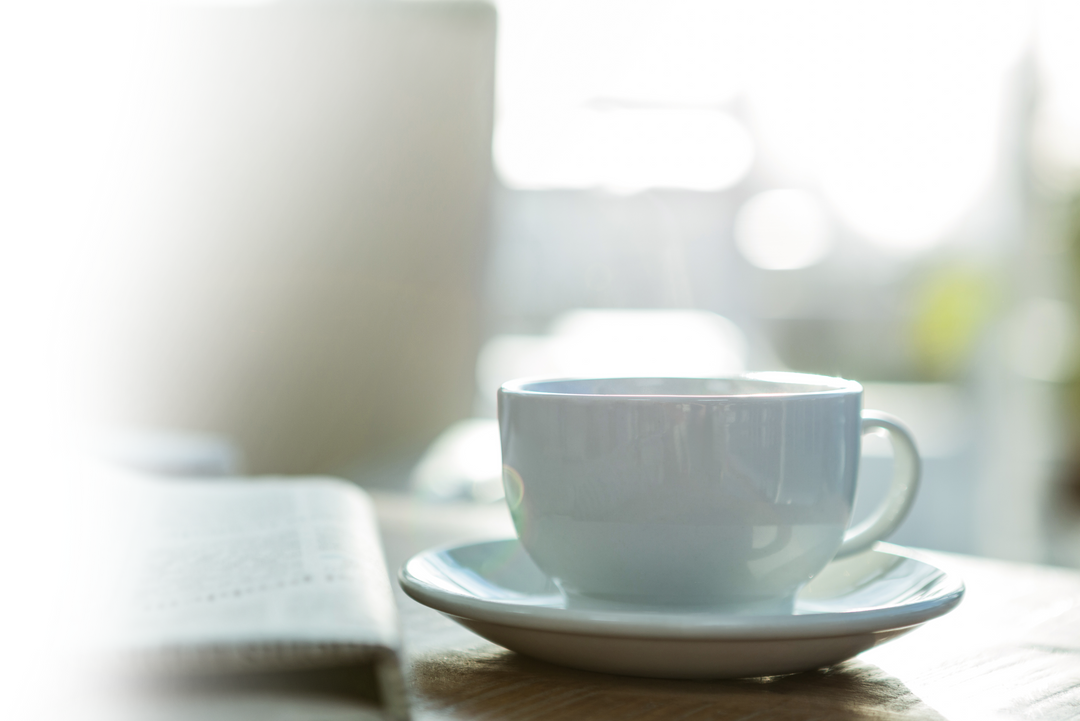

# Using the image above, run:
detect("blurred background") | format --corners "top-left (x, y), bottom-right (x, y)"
top-left (4, 0), bottom-right (1080, 566)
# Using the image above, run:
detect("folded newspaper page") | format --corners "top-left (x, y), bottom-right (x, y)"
top-left (95, 476), bottom-right (407, 720)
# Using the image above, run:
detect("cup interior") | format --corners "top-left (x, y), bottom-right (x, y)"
top-left (503, 374), bottom-right (859, 398)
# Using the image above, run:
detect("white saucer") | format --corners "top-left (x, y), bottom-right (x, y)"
top-left (399, 539), bottom-right (964, 679)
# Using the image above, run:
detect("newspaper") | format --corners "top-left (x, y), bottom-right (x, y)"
top-left (95, 476), bottom-right (407, 720)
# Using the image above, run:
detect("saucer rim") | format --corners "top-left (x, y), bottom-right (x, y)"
top-left (399, 539), bottom-right (965, 641)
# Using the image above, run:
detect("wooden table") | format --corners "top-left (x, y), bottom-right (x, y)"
top-left (376, 494), bottom-right (1080, 721)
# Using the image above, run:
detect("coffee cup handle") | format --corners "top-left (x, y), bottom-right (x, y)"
top-left (834, 410), bottom-right (921, 559)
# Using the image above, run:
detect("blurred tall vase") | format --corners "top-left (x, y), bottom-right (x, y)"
top-left (81, 2), bottom-right (496, 473)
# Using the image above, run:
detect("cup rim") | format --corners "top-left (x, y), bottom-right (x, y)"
top-left (500, 372), bottom-right (862, 399)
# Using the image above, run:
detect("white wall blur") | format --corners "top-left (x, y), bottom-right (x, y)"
top-left (92, 1), bottom-right (496, 472)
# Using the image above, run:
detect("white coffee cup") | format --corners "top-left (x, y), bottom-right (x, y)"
top-left (497, 373), bottom-right (920, 612)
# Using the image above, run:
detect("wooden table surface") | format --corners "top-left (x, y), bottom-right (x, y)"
top-left (376, 494), bottom-right (1080, 721)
